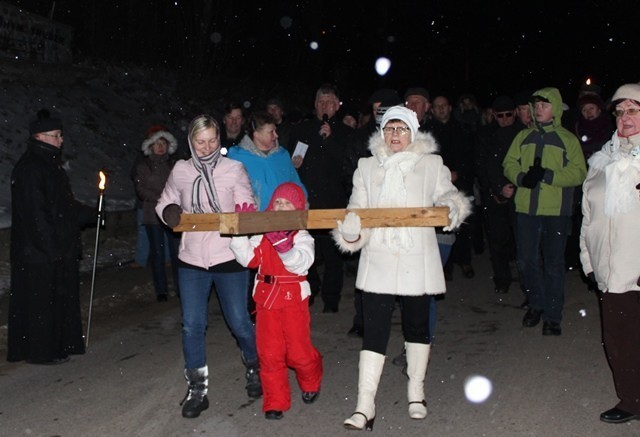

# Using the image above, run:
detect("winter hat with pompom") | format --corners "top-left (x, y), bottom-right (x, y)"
top-left (267, 182), bottom-right (307, 211)
top-left (141, 124), bottom-right (178, 156)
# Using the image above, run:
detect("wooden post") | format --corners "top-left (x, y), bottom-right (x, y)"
top-left (173, 207), bottom-right (449, 234)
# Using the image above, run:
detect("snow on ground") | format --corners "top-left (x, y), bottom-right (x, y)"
top-left (0, 60), bottom-right (205, 298)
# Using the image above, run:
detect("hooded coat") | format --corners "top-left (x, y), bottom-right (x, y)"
top-left (332, 130), bottom-right (472, 295)
top-left (227, 136), bottom-right (305, 211)
top-left (503, 87), bottom-right (587, 216)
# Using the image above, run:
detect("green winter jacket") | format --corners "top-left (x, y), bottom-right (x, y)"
top-left (502, 87), bottom-right (586, 216)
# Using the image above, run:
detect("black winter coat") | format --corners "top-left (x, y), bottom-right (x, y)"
top-left (7, 139), bottom-right (94, 362)
top-left (288, 116), bottom-right (353, 209)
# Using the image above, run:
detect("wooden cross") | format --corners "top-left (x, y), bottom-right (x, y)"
top-left (173, 207), bottom-right (450, 235)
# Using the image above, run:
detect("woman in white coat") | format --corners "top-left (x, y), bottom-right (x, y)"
top-left (334, 106), bottom-right (471, 430)
top-left (580, 83), bottom-right (640, 424)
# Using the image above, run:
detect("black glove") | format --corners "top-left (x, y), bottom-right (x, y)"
top-left (521, 157), bottom-right (545, 188)
top-left (587, 272), bottom-right (596, 283)
top-left (162, 204), bottom-right (182, 228)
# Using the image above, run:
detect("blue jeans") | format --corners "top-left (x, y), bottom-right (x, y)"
top-left (134, 208), bottom-right (149, 266)
top-left (516, 214), bottom-right (570, 323)
top-left (145, 224), bottom-right (180, 296)
top-left (179, 267), bottom-right (257, 369)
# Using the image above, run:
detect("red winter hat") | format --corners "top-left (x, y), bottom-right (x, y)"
top-left (267, 182), bottom-right (307, 211)
top-left (141, 124), bottom-right (178, 156)
top-left (146, 124), bottom-right (166, 138)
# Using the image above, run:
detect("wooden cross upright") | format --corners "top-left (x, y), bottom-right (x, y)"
top-left (173, 207), bottom-right (450, 234)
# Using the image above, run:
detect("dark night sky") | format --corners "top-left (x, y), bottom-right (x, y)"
top-left (7, 0), bottom-right (638, 107)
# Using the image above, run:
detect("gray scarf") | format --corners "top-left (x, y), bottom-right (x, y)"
top-left (188, 137), bottom-right (222, 213)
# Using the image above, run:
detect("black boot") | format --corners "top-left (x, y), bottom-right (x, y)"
top-left (244, 358), bottom-right (263, 398)
top-left (181, 366), bottom-right (209, 418)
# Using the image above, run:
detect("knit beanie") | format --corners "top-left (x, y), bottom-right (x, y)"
top-left (577, 94), bottom-right (605, 111)
top-left (267, 182), bottom-right (307, 211)
top-left (141, 124), bottom-right (178, 156)
top-left (380, 105), bottom-right (420, 142)
top-left (611, 83), bottom-right (640, 105)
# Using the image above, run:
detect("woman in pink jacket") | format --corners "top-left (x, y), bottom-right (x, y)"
top-left (156, 114), bottom-right (261, 419)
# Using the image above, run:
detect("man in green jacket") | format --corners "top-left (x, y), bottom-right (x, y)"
top-left (503, 87), bottom-right (586, 336)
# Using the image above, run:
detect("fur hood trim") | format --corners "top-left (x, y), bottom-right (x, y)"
top-left (368, 130), bottom-right (439, 161)
top-left (141, 131), bottom-right (178, 156)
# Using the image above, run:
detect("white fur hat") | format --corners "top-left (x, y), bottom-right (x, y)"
top-left (380, 105), bottom-right (420, 142)
top-left (141, 125), bottom-right (178, 156)
top-left (611, 83), bottom-right (640, 104)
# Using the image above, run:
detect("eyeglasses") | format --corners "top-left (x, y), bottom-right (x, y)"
top-left (612, 107), bottom-right (640, 117)
top-left (41, 133), bottom-right (63, 139)
top-left (382, 126), bottom-right (411, 136)
top-left (494, 112), bottom-right (514, 119)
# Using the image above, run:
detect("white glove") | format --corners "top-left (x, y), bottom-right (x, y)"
top-left (439, 200), bottom-right (461, 232)
top-left (337, 212), bottom-right (361, 242)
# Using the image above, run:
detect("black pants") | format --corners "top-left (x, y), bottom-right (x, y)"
top-left (483, 202), bottom-right (515, 289)
top-left (362, 292), bottom-right (431, 355)
top-left (307, 232), bottom-right (344, 311)
top-left (601, 290), bottom-right (640, 414)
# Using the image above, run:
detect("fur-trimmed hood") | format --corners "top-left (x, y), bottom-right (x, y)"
top-left (141, 130), bottom-right (178, 156)
top-left (368, 129), bottom-right (439, 162)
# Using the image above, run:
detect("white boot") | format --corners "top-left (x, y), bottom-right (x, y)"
top-left (406, 342), bottom-right (430, 419)
top-left (344, 350), bottom-right (385, 431)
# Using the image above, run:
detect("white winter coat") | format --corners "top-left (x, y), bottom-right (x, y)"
top-left (333, 131), bottom-right (472, 295)
top-left (579, 132), bottom-right (640, 293)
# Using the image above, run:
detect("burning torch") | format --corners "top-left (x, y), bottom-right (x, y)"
top-left (86, 170), bottom-right (106, 348)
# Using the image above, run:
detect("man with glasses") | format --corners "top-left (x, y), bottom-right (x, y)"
top-left (7, 110), bottom-right (95, 365)
top-left (476, 96), bottom-right (522, 295)
top-left (503, 88), bottom-right (586, 336)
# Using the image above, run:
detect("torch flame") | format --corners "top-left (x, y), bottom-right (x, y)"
top-left (586, 78), bottom-right (592, 85)
top-left (98, 171), bottom-right (106, 191)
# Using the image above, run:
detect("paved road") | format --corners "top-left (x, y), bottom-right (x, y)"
top-left (0, 251), bottom-right (638, 436)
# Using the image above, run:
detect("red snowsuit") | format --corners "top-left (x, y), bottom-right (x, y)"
top-left (230, 231), bottom-right (323, 412)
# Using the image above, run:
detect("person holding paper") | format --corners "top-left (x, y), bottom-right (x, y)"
top-left (333, 106), bottom-right (472, 430)
top-left (288, 83), bottom-right (354, 313)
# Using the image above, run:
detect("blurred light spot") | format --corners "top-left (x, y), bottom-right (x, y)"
top-left (210, 32), bottom-right (222, 44)
top-left (309, 41), bottom-right (319, 50)
top-left (464, 375), bottom-right (492, 403)
top-left (280, 16), bottom-right (292, 29)
top-left (375, 57), bottom-right (391, 76)
top-left (579, 309), bottom-right (587, 317)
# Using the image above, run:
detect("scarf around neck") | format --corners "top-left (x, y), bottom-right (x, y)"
top-left (599, 132), bottom-right (640, 217)
top-left (189, 138), bottom-right (223, 214)
top-left (373, 151), bottom-right (421, 250)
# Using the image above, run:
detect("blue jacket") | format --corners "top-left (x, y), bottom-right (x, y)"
top-left (228, 136), bottom-right (306, 210)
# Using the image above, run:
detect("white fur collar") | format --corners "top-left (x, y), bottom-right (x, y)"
top-left (368, 130), bottom-right (439, 162)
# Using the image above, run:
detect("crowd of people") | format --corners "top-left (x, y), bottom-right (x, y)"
top-left (7, 79), bottom-right (640, 427)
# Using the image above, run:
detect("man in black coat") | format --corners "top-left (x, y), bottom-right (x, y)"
top-left (289, 84), bottom-right (353, 313)
top-left (8, 111), bottom-right (95, 365)
top-left (430, 95), bottom-right (476, 279)
top-left (475, 96), bottom-right (521, 294)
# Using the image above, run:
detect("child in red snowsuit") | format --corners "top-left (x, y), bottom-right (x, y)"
top-left (230, 182), bottom-right (323, 420)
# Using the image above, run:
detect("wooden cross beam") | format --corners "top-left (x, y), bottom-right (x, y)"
top-left (173, 207), bottom-right (450, 235)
